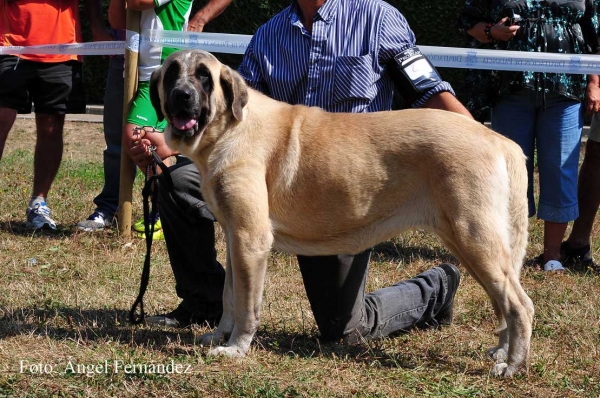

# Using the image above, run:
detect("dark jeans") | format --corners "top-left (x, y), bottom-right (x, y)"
top-left (157, 159), bottom-right (224, 318)
top-left (93, 56), bottom-right (127, 219)
top-left (157, 162), bottom-right (452, 340)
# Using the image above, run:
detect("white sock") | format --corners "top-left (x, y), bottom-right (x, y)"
top-left (29, 196), bottom-right (46, 208)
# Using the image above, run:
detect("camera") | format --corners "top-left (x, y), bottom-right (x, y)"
top-left (505, 10), bottom-right (522, 26)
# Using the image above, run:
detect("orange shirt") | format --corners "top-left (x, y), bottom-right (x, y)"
top-left (1, 0), bottom-right (83, 62)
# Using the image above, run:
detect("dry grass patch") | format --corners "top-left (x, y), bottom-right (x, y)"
top-left (0, 118), bottom-right (599, 396)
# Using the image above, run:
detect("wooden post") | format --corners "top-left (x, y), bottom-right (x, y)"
top-left (117, 9), bottom-right (140, 237)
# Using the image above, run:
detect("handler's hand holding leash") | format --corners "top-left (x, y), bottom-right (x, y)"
top-left (129, 126), bottom-right (174, 325)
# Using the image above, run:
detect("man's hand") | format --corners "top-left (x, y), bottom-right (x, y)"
top-left (124, 126), bottom-right (175, 168)
top-left (585, 76), bottom-right (600, 114)
top-left (187, 0), bottom-right (232, 32)
top-left (188, 15), bottom-right (207, 32)
top-left (424, 91), bottom-right (473, 119)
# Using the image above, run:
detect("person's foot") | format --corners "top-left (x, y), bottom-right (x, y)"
top-left (560, 241), bottom-right (594, 267)
top-left (26, 202), bottom-right (57, 230)
top-left (145, 303), bottom-right (221, 328)
top-left (415, 263), bottom-right (460, 329)
top-left (133, 214), bottom-right (161, 233)
top-left (77, 211), bottom-right (113, 232)
top-left (435, 263), bottom-right (461, 325)
top-left (136, 228), bottom-right (165, 241)
top-left (530, 254), bottom-right (566, 272)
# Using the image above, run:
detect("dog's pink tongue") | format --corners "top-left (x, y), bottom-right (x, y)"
top-left (173, 117), bottom-right (197, 130)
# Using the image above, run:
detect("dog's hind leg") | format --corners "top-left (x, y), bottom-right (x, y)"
top-left (441, 236), bottom-right (510, 364)
top-left (486, 269), bottom-right (533, 378)
top-left (452, 234), bottom-right (532, 377)
top-left (438, 211), bottom-right (532, 377)
top-left (437, 233), bottom-right (509, 364)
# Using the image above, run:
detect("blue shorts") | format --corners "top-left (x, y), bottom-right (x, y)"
top-left (491, 89), bottom-right (582, 223)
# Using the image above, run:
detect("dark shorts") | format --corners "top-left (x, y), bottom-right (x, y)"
top-left (0, 55), bottom-right (86, 114)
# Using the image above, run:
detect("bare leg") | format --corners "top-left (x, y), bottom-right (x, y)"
top-left (543, 221), bottom-right (568, 263)
top-left (33, 113), bottom-right (65, 198)
top-left (0, 107), bottom-right (18, 160)
top-left (566, 139), bottom-right (600, 248)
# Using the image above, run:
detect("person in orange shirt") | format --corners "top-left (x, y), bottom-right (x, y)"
top-left (0, 0), bottom-right (110, 230)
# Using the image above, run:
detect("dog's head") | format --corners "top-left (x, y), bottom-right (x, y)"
top-left (150, 50), bottom-right (248, 147)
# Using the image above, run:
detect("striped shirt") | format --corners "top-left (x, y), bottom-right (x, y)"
top-left (237, 0), bottom-right (454, 113)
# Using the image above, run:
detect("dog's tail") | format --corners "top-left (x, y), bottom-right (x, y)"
top-left (504, 141), bottom-right (529, 275)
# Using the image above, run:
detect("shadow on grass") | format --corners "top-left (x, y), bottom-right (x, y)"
top-left (0, 221), bottom-right (77, 238)
top-left (373, 241), bottom-right (457, 265)
top-left (0, 305), bottom-right (463, 371)
top-left (0, 306), bottom-right (201, 356)
top-left (254, 327), bottom-right (466, 372)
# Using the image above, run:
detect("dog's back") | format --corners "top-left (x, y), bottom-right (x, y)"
top-left (259, 105), bottom-right (527, 259)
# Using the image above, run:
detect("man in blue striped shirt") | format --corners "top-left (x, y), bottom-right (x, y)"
top-left (149, 0), bottom-right (473, 342)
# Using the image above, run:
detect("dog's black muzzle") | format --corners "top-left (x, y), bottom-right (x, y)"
top-left (167, 86), bottom-right (201, 137)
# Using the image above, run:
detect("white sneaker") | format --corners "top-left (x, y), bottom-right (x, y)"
top-left (26, 202), bottom-right (57, 230)
top-left (77, 211), bottom-right (112, 231)
top-left (543, 260), bottom-right (565, 272)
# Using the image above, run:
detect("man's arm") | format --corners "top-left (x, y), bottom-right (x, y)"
top-left (188, 0), bottom-right (232, 32)
top-left (84, 0), bottom-right (113, 41)
top-left (108, 0), bottom-right (126, 30)
top-left (424, 91), bottom-right (473, 118)
top-left (377, 8), bottom-right (472, 118)
top-left (108, 0), bottom-right (154, 30)
top-left (237, 35), bottom-right (270, 94)
top-left (123, 0), bottom-right (156, 11)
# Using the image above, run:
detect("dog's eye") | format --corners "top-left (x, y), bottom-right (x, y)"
top-left (196, 66), bottom-right (210, 80)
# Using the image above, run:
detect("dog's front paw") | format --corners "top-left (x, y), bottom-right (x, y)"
top-left (486, 346), bottom-right (508, 362)
top-left (197, 332), bottom-right (222, 346)
top-left (207, 345), bottom-right (246, 358)
top-left (490, 362), bottom-right (518, 378)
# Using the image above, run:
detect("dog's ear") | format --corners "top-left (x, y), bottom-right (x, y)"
top-left (220, 65), bottom-right (248, 121)
top-left (149, 68), bottom-right (164, 122)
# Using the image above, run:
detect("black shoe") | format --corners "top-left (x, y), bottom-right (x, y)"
top-left (560, 241), bottom-right (594, 267)
top-left (146, 303), bottom-right (221, 328)
top-left (435, 263), bottom-right (461, 325)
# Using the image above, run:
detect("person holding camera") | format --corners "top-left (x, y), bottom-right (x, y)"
top-left (457, 0), bottom-right (600, 272)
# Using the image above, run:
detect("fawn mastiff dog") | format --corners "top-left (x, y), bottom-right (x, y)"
top-left (149, 49), bottom-right (534, 377)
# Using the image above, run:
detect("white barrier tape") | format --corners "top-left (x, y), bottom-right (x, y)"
top-left (420, 45), bottom-right (600, 75)
top-left (143, 31), bottom-right (600, 75)
top-left (0, 41), bottom-right (125, 56)
top-left (126, 30), bottom-right (139, 53)
top-left (3, 31), bottom-right (600, 75)
top-left (144, 29), bottom-right (251, 54)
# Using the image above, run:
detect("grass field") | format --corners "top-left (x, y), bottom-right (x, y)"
top-left (0, 118), bottom-right (599, 397)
